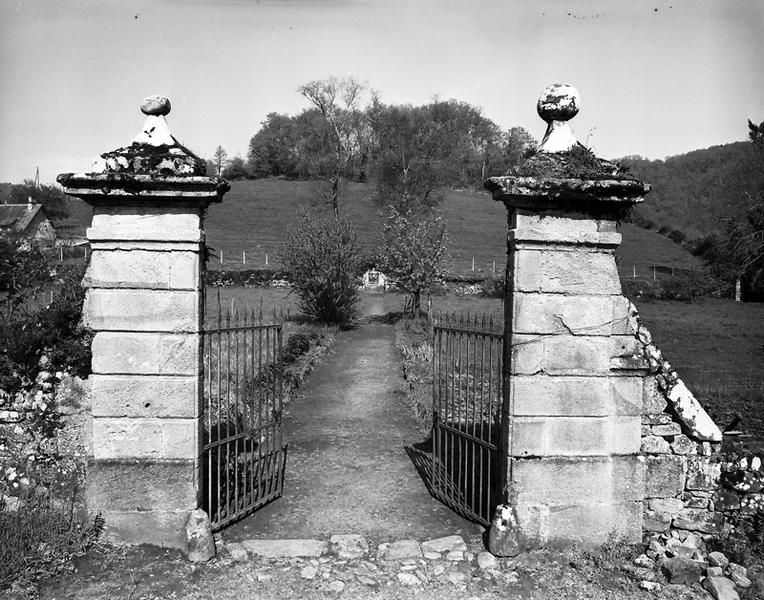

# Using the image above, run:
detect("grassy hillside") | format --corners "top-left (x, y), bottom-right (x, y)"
top-left (202, 178), bottom-right (700, 278)
top-left (34, 178), bottom-right (701, 278)
top-left (625, 141), bottom-right (761, 239)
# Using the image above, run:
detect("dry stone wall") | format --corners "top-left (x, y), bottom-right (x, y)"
top-left (623, 301), bottom-right (764, 541)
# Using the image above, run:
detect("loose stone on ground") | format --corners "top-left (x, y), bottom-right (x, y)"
top-left (240, 539), bottom-right (328, 558)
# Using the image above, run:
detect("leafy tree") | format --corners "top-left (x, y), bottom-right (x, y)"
top-left (377, 210), bottom-right (447, 315)
top-left (502, 127), bottom-right (538, 172)
top-left (281, 209), bottom-right (366, 324)
top-left (292, 108), bottom-right (337, 182)
top-left (0, 234), bottom-right (51, 322)
top-left (722, 120), bottom-right (764, 293)
top-left (367, 102), bottom-right (447, 215)
top-left (298, 77), bottom-right (366, 217)
top-left (222, 156), bottom-right (248, 180)
top-left (247, 112), bottom-right (300, 178)
top-left (6, 180), bottom-right (70, 220)
top-left (367, 98), bottom-right (535, 215)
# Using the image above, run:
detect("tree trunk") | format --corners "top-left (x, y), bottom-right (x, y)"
top-left (331, 173), bottom-right (340, 218)
top-left (412, 290), bottom-right (421, 316)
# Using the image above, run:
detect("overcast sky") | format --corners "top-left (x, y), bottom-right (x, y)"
top-left (1, 0), bottom-right (762, 183)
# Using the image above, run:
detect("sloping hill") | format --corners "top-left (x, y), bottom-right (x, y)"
top-left (625, 141), bottom-right (761, 239)
top-left (32, 178), bottom-right (701, 279)
top-left (203, 179), bottom-right (700, 278)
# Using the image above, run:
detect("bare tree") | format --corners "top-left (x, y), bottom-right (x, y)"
top-left (298, 77), bottom-right (365, 217)
top-left (213, 145), bottom-right (228, 177)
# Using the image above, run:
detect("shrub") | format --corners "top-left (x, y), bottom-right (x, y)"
top-left (621, 277), bottom-right (662, 302)
top-left (281, 209), bottom-right (366, 325)
top-left (0, 496), bottom-right (103, 590)
top-left (660, 269), bottom-right (718, 302)
top-left (480, 276), bottom-right (505, 298)
top-left (377, 210), bottom-right (447, 315)
top-left (281, 332), bottom-right (315, 364)
top-left (0, 236), bottom-right (96, 591)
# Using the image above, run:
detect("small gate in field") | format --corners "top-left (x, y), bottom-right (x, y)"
top-left (429, 312), bottom-right (504, 526)
top-left (201, 309), bottom-right (287, 531)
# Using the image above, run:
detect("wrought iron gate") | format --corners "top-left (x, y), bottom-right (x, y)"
top-left (430, 313), bottom-right (503, 526)
top-left (201, 310), bottom-right (287, 531)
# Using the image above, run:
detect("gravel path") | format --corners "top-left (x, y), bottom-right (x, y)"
top-left (224, 322), bottom-right (480, 544)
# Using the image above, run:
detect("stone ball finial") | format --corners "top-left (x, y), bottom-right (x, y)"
top-left (141, 95), bottom-right (171, 116)
top-left (537, 83), bottom-right (580, 123)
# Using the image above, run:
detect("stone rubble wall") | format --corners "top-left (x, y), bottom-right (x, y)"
top-left (623, 301), bottom-right (764, 539)
top-left (0, 373), bottom-right (92, 511)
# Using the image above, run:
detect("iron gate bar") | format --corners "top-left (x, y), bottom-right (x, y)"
top-left (202, 308), bottom-right (286, 532)
top-left (429, 312), bottom-right (503, 527)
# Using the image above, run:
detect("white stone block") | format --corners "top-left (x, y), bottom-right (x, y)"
top-left (92, 417), bottom-right (199, 459)
top-left (84, 289), bottom-right (199, 332)
top-left (85, 249), bottom-right (200, 290)
top-left (511, 415), bottom-right (641, 456)
top-left (91, 374), bottom-right (199, 418)
top-left (511, 375), bottom-right (641, 416)
top-left (513, 293), bottom-right (614, 336)
top-left (513, 249), bottom-right (621, 295)
top-left (89, 207), bottom-right (202, 242)
top-left (91, 332), bottom-right (198, 375)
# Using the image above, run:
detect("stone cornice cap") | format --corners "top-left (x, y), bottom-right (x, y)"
top-left (485, 176), bottom-right (649, 209)
top-left (57, 95), bottom-right (229, 206)
top-left (485, 84), bottom-right (650, 211)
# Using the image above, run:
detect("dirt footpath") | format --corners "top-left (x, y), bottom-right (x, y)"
top-left (225, 322), bottom-right (480, 544)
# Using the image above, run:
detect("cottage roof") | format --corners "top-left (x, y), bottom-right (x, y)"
top-left (0, 203), bottom-right (44, 233)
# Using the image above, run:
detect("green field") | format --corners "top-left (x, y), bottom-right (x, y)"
top-left (60, 178), bottom-right (701, 278)
top-left (201, 179), bottom-right (701, 278)
top-left (52, 178), bottom-right (680, 278)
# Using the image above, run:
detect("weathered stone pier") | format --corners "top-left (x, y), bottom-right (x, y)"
top-left (58, 96), bottom-right (228, 550)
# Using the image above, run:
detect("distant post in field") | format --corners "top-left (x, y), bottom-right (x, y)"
top-left (484, 83), bottom-right (651, 553)
top-left (57, 95), bottom-right (229, 551)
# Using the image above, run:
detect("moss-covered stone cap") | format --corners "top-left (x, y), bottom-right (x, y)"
top-left (57, 95), bottom-right (229, 206)
top-left (485, 175), bottom-right (650, 209)
top-left (487, 84), bottom-right (650, 211)
top-left (56, 172), bottom-right (230, 207)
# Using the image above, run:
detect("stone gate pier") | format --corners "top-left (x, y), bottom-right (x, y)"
top-left (58, 96), bottom-right (229, 549)
top-left (486, 84), bottom-right (653, 551)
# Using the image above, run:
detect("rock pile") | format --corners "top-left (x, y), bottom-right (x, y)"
top-left (635, 529), bottom-right (751, 599)
top-left (220, 534), bottom-right (518, 593)
top-left (718, 455), bottom-right (764, 513)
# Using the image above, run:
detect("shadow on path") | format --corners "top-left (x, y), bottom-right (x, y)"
top-left (224, 323), bottom-right (481, 543)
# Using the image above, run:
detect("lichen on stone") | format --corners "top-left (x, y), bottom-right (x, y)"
top-left (97, 141), bottom-right (206, 177)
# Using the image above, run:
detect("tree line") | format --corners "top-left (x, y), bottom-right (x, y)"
top-left (624, 121), bottom-right (764, 299)
top-left (209, 77), bottom-right (536, 216)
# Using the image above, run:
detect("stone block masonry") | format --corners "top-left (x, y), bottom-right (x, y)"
top-left (58, 95), bottom-right (228, 553)
top-left (498, 207), bottom-right (649, 546)
top-left (81, 204), bottom-right (207, 549)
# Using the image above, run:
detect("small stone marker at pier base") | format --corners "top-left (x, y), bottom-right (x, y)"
top-left (485, 84), bottom-right (652, 552)
top-left (58, 96), bottom-right (229, 551)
